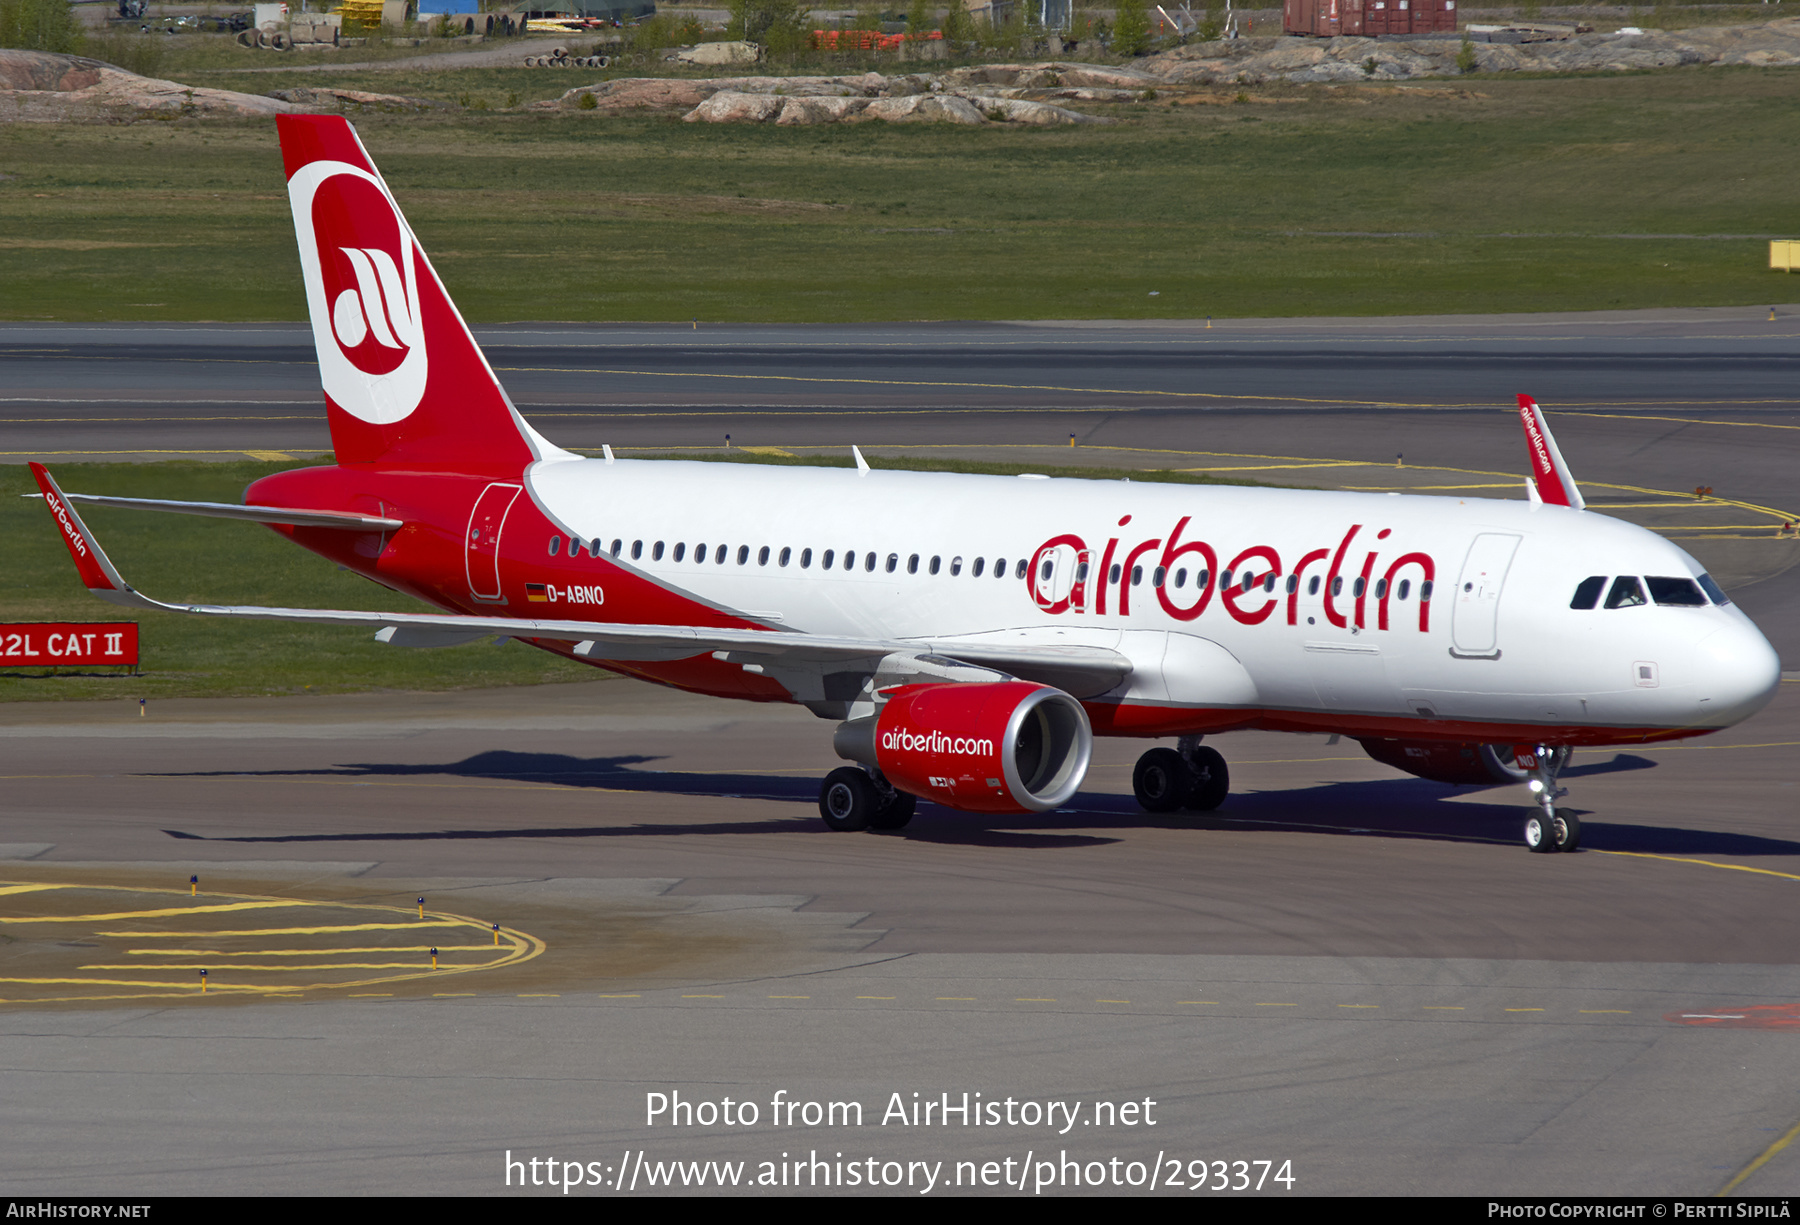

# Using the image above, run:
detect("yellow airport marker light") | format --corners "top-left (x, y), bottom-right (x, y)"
top-left (189, 874), bottom-right (197, 896)
top-left (1068, 432), bottom-right (1075, 447)
top-left (200, 969), bottom-right (208, 995)
top-left (492, 923), bottom-right (501, 946)
top-left (430, 947), bottom-right (439, 970)
top-left (417, 897), bottom-right (425, 919)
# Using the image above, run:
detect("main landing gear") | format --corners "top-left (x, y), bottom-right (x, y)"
top-left (1519, 743), bottom-right (1581, 853)
top-left (1132, 736), bottom-right (1229, 813)
top-left (819, 766), bottom-right (916, 832)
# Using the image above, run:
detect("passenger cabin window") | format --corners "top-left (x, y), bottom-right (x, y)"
top-left (652, 541), bottom-right (665, 561)
top-left (759, 546), bottom-right (771, 566)
top-left (1570, 576), bottom-right (1606, 609)
top-left (673, 543), bottom-right (686, 562)
top-left (908, 554), bottom-right (920, 575)
top-left (1420, 580), bottom-right (1433, 602)
top-left (950, 556), bottom-right (963, 576)
top-left (737, 546), bottom-right (750, 565)
top-left (1397, 579), bottom-right (1411, 601)
top-left (611, 539), bottom-right (622, 558)
top-left (779, 547), bottom-right (792, 567)
top-left (548, 537), bottom-right (561, 556)
top-left (973, 558), bottom-right (986, 578)
top-left (865, 552), bottom-right (877, 572)
top-left (1605, 576), bottom-right (1647, 609)
top-left (1013, 560), bottom-right (1026, 580)
top-left (1308, 576), bottom-right (1321, 596)
top-left (631, 540), bottom-right (643, 560)
top-left (801, 548), bottom-right (813, 569)
top-left (887, 554), bottom-right (899, 574)
top-left (1647, 576), bottom-right (1708, 607)
top-left (929, 556), bottom-right (941, 575)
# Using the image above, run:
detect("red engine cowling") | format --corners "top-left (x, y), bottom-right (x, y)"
top-left (833, 681), bottom-right (1092, 814)
top-left (1357, 738), bottom-right (1543, 785)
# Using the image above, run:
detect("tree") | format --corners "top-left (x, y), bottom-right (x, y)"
top-left (729, 0), bottom-right (807, 43)
top-left (0, 0), bottom-right (84, 53)
top-left (906, 0), bottom-right (933, 35)
top-left (940, 0), bottom-right (976, 43)
top-left (1110, 0), bottom-right (1150, 56)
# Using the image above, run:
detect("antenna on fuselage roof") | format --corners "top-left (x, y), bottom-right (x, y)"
top-left (853, 445), bottom-right (870, 475)
top-left (1517, 395), bottom-right (1586, 511)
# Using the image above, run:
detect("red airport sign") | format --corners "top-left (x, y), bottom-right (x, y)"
top-left (0, 622), bottom-right (139, 667)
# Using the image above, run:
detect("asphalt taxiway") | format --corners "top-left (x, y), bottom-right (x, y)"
top-left (2, 311), bottom-right (1799, 1196)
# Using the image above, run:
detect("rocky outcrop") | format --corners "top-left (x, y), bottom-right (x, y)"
top-left (1140, 18), bottom-right (1800, 84)
top-left (679, 88), bottom-right (1098, 126)
top-left (675, 40), bottom-right (761, 66)
top-left (267, 86), bottom-right (447, 110)
top-left (0, 49), bottom-right (298, 121)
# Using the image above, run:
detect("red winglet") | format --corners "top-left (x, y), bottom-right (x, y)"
top-left (1517, 395), bottom-right (1585, 510)
top-left (29, 462), bottom-right (134, 598)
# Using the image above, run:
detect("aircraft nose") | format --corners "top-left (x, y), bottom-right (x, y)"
top-left (1694, 620), bottom-right (1782, 727)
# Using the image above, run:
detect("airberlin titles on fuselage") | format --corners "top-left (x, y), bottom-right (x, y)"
top-left (502, 510), bottom-right (1438, 636)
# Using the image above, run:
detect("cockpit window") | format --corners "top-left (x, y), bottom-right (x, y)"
top-left (1647, 576), bottom-right (1708, 607)
top-left (1570, 576), bottom-right (1606, 610)
top-left (1604, 576), bottom-right (1647, 609)
top-left (1698, 573), bottom-right (1732, 606)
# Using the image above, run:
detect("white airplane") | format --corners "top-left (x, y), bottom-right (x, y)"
top-left (30, 115), bottom-right (1782, 852)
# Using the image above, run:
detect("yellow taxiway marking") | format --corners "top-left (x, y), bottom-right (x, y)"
top-left (857, 996), bottom-right (897, 1000)
top-left (682, 994), bottom-right (724, 999)
top-left (1255, 1002), bottom-right (1298, 1007)
top-left (107, 923), bottom-right (479, 937)
top-left (517, 994), bottom-right (561, 998)
top-left (596, 994), bottom-right (641, 998)
top-left (432, 993), bottom-right (475, 998)
top-left (936, 997), bottom-right (976, 1001)
top-left (1719, 1115), bottom-right (1800, 1196)
top-left (1593, 851), bottom-right (1800, 884)
top-left (1096, 999), bottom-right (1131, 1004)
top-left (1016, 998), bottom-right (1057, 1002)
top-left (3, 900), bottom-right (305, 924)
top-left (349, 993), bottom-right (393, 998)
top-left (0, 881), bottom-right (544, 1002)
top-left (1505, 1008), bottom-right (1546, 1013)
top-left (769, 995), bottom-right (811, 999)
top-left (126, 945), bottom-right (495, 956)
top-left (81, 962), bottom-right (458, 972)
top-left (1424, 1006), bottom-right (1465, 1011)
top-left (1337, 1004), bottom-right (1380, 1009)
top-left (1178, 1001), bottom-right (1221, 1005)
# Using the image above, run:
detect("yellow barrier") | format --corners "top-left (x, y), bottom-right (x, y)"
top-left (1771, 240), bottom-right (1800, 272)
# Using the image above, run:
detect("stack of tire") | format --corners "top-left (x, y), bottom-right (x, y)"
top-left (238, 27), bottom-right (293, 49)
top-left (524, 47), bottom-right (609, 66)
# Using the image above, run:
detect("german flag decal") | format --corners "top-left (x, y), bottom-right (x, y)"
top-left (525, 583), bottom-right (549, 603)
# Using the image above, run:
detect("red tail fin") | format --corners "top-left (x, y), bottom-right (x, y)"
top-left (277, 115), bottom-right (560, 473)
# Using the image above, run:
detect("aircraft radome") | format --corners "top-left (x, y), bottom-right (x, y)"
top-left (30, 115), bottom-right (1782, 852)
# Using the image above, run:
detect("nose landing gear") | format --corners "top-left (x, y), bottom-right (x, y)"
top-left (1521, 743), bottom-right (1581, 853)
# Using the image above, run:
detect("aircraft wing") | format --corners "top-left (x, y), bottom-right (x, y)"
top-left (22, 490), bottom-right (404, 531)
top-left (28, 463), bottom-right (1131, 696)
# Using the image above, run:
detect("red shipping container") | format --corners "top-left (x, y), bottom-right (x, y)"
top-left (1285, 0), bottom-right (1363, 36)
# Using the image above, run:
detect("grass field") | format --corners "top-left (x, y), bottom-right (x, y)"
top-left (0, 455), bottom-right (1263, 701)
top-left (3, 65), bottom-right (1799, 322)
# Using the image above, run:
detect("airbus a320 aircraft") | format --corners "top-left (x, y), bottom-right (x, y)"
top-left (30, 115), bottom-right (1782, 852)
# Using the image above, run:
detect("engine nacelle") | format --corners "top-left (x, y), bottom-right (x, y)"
top-left (1357, 738), bottom-right (1546, 785)
top-left (833, 681), bottom-right (1092, 814)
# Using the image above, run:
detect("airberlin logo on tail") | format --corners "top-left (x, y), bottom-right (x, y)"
top-left (288, 159), bottom-right (428, 425)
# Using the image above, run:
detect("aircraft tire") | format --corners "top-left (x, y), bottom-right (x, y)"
top-left (1182, 746), bottom-right (1229, 811)
top-left (869, 789), bottom-right (916, 831)
top-left (1524, 813), bottom-right (1559, 853)
top-left (1552, 809), bottom-right (1582, 852)
top-left (820, 766), bottom-right (876, 831)
top-left (1133, 747), bottom-right (1195, 813)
